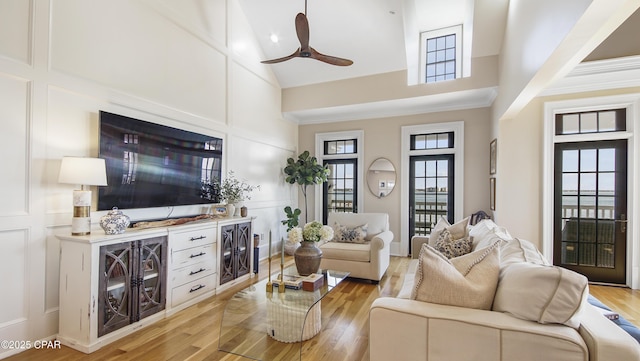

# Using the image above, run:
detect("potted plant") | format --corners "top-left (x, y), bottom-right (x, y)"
top-left (282, 206), bottom-right (302, 255)
top-left (283, 150), bottom-right (329, 223)
top-left (218, 171), bottom-right (259, 216)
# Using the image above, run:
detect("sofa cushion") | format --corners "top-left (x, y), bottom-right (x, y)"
top-left (469, 219), bottom-right (512, 250)
top-left (434, 229), bottom-right (472, 258)
top-left (332, 222), bottom-right (368, 243)
top-left (320, 241), bottom-right (371, 262)
top-left (428, 216), bottom-right (470, 247)
top-left (493, 262), bottom-right (588, 329)
top-left (501, 238), bottom-right (550, 265)
top-left (411, 241), bottom-right (500, 310)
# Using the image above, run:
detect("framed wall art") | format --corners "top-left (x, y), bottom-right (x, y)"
top-left (490, 138), bottom-right (497, 175)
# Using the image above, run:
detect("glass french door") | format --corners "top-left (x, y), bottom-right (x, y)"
top-left (554, 139), bottom-right (627, 284)
top-left (323, 159), bottom-right (357, 224)
top-left (409, 155), bottom-right (454, 246)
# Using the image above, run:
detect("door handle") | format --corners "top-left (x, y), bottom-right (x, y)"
top-left (615, 214), bottom-right (628, 233)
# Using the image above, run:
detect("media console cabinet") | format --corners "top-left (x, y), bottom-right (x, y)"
top-left (57, 216), bottom-right (254, 353)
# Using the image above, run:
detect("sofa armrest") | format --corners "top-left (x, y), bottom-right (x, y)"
top-left (370, 230), bottom-right (393, 251)
top-left (370, 298), bottom-right (588, 361)
top-left (578, 304), bottom-right (640, 361)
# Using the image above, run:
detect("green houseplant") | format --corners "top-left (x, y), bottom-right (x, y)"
top-left (283, 150), bottom-right (329, 224)
top-left (218, 171), bottom-right (259, 216)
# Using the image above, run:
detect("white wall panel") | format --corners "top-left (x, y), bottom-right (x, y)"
top-left (155, 0), bottom-right (227, 47)
top-left (0, 0), bottom-right (32, 65)
top-left (0, 74), bottom-right (29, 216)
top-left (50, 0), bottom-right (226, 122)
top-left (0, 230), bottom-right (28, 324)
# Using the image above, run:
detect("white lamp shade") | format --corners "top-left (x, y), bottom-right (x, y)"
top-left (58, 157), bottom-right (108, 186)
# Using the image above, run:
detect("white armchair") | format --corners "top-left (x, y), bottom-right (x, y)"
top-left (319, 213), bottom-right (394, 283)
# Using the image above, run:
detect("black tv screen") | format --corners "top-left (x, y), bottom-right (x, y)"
top-left (98, 111), bottom-right (222, 211)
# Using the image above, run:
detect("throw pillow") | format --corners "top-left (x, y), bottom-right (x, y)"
top-left (411, 241), bottom-right (500, 310)
top-left (428, 216), bottom-right (470, 247)
top-left (492, 262), bottom-right (589, 329)
top-left (332, 222), bottom-right (368, 243)
top-left (434, 229), bottom-right (472, 258)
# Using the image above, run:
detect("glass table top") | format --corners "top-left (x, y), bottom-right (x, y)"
top-left (218, 266), bottom-right (349, 360)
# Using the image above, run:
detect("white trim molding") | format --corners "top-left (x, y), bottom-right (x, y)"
top-left (399, 121), bottom-right (464, 256)
top-left (541, 55), bottom-right (640, 97)
top-left (543, 93), bottom-right (640, 289)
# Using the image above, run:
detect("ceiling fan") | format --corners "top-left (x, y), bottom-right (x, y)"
top-left (261, 1), bottom-right (353, 66)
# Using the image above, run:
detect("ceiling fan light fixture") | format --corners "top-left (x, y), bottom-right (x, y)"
top-left (261, 1), bottom-right (353, 67)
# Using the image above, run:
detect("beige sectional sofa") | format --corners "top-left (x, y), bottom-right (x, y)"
top-left (369, 219), bottom-right (640, 361)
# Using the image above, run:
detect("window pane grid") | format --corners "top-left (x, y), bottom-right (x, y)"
top-left (411, 132), bottom-right (454, 150)
top-left (324, 139), bottom-right (357, 155)
top-left (425, 34), bottom-right (456, 84)
top-left (413, 159), bottom-right (450, 236)
top-left (560, 147), bottom-right (616, 268)
top-left (326, 162), bottom-right (356, 214)
top-left (556, 109), bottom-right (626, 135)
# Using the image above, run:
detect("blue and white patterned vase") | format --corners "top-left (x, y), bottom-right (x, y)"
top-left (100, 207), bottom-right (131, 235)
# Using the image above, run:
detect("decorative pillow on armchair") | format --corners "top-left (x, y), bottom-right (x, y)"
top-left (411, 241), bottom-right (500, 310)
top-left (332, 222), bottom-right (368, 243)
top-left (434, 229), bottom-right (472, 258)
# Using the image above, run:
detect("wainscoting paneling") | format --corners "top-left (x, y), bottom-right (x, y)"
top-left (0, 229), bottom-right (28, 327)
top-left (0, 74), bottom-right (30, 216)
top-left (0, 0), bottom-right (32, 65)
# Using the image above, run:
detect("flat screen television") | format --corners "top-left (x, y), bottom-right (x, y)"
top-left (98, 111), bottom-right (222, 211)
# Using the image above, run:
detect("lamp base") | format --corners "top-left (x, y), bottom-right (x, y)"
top-left (71, 216), bottom-right (91, 235)
top-left (71, 190), bottom-right (92, 235)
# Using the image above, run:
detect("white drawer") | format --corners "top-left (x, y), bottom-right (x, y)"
top-left (171, 228), bottom-right (216, 251)
top-left (171, 244), bottom-right (216, 269)
top-left (171, 260), bottom-right (217, 286)
top-left (171, 273), bottom-right (216, 308)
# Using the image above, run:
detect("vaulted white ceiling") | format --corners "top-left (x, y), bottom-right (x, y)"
top-left (238, 0), bottom-right (509, 89)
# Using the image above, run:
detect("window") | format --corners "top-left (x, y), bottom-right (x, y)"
top-left (420, 25), bottom-right (462, 84)
top-left (401, 122), bottom-right (464, 255)
top-left (315, 132), bottom-right (364, 223)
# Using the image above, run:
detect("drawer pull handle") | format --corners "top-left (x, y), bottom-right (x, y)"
top-left (190, 252), bottom-right (206, 258)
top-left (189, 268), bottom-right (206, 276)
top-left (189, 235), bottom-right (206, 241)
top-left (189, 284), bottom-right (205, 293)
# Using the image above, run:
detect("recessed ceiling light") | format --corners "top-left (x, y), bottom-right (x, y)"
top-left (270, 34), bottom-right (279, 43)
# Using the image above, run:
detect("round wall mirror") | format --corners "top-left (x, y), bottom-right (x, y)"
top-left (367, 158), bottom-right (396, 198)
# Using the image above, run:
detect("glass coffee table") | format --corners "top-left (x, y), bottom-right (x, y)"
top-left (218, 266), bottom-right (349, 360)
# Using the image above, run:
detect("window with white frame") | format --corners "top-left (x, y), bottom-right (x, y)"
top-left (420, 25), bottom-right (462, 84)
top-left (315, 131), bottom-right (364, 224)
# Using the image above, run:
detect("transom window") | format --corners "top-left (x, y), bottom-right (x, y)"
top-left (411, 132), bottom-right (454, 150)
top-left (555, 109), bottom-right (626, 135)
top-left (324, 139), bottom-right (357, 155)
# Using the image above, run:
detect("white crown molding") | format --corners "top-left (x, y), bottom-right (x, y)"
top-left (284, 87), bottom-right (498, 124)
top-left (540, 55), bottom-right (640, 97)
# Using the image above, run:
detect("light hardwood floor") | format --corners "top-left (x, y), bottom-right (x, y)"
top-left (6, 256), bottom-right (640, 361)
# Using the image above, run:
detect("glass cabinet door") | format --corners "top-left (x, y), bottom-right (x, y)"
top-left (99, 242), bottom-right (133, 337)
top-left (137, 237), bottom-right (166, 320)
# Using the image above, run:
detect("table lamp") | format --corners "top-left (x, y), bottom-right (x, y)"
top-left (58, 156), bottom-right (108, 235)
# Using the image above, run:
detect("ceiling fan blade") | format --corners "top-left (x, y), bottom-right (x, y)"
top-left (295, 13), bottom-right (310, 50)
top-left (310, 47), bottom-right (353, 66)
top-left (261, 48), bottom-right (301, 64)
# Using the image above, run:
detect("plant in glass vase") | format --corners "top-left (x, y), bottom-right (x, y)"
top-left (218, 171), bottom-right (259, 216)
